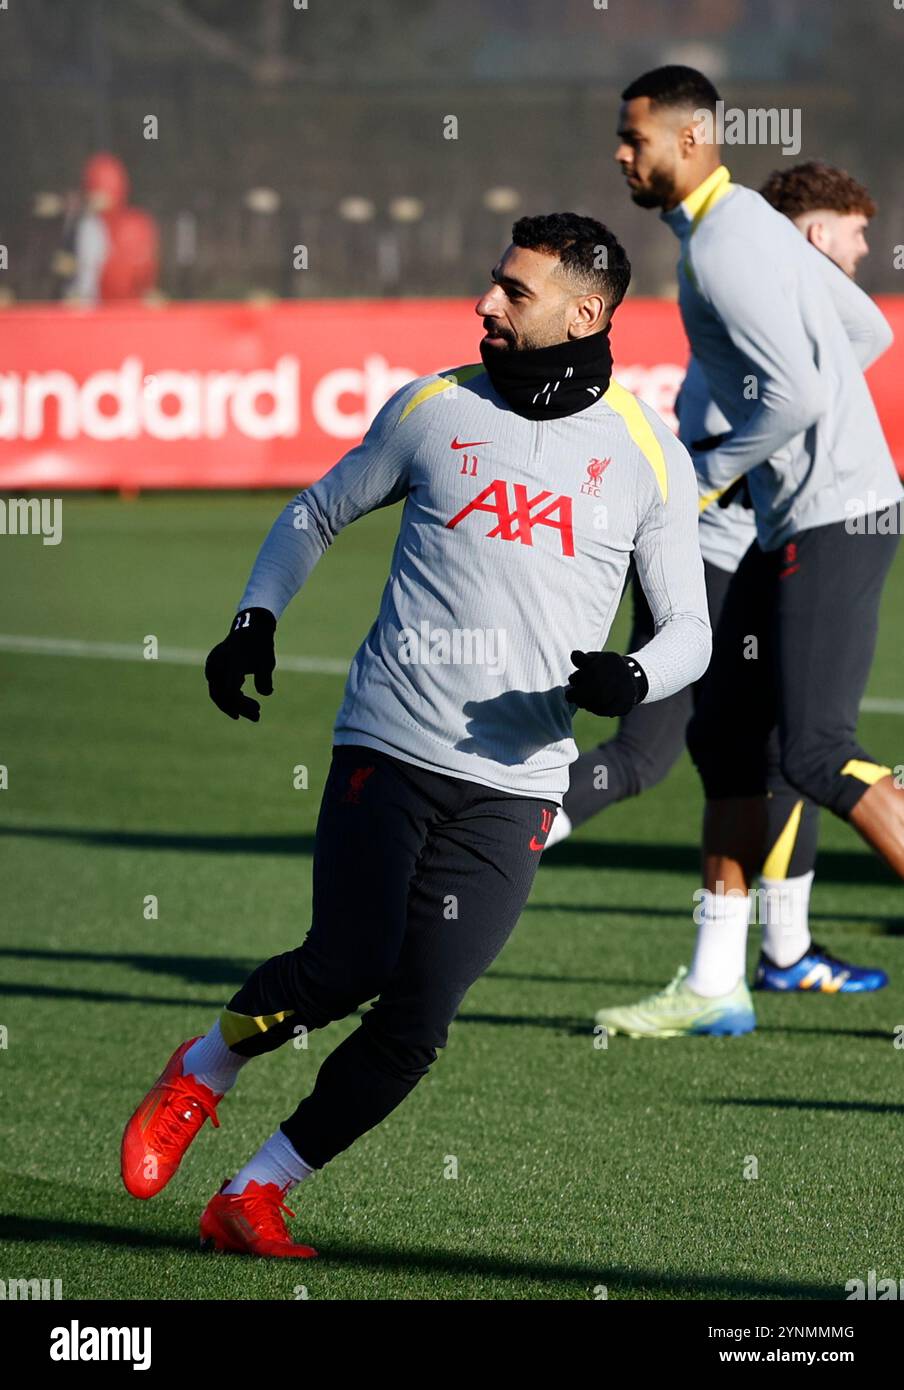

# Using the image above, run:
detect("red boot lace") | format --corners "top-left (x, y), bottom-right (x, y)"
top-left (152, 1077), bottom-right (220, 1158)
top-left (235, 1183), bottom-right (296, 1243)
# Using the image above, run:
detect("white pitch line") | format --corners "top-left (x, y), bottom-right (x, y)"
top-left (0, 632), bottom-right (347, 676)
top-left (861, 697), bottom-right (904, 715)
top-left (1, 632), bottom-right (902, 712)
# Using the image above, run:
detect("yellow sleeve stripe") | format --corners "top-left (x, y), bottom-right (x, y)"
top-left (698, 478), bottom-right (740, 514)
top-left (761, 798), bottom-right (804, 880)
top-left (219, 1006), bottom-right (294, 1047)
top-left (840, 759), bottom-right (892, 786)
top-left (398, 362), bottom-right (486, 424)
top-left (603, 379), bottom-right (668, 503)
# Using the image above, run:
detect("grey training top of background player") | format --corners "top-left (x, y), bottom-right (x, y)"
top-left (664, 179), bottom-right (902, 552)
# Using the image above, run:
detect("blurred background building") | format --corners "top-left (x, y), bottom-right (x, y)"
top-left (1, 0), bottom-right (901, 302)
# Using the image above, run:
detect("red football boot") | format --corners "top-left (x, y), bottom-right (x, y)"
top-left (121, 1037), bottom-right (223, 1199)
top-left (199, 1180), bottom-right (318, 1258)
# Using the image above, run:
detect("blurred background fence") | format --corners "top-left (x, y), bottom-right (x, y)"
top-left (2, 0), bottom-right (902, 302)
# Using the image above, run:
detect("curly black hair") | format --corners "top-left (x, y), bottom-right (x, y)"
top-left (511, 212), bottom-right (631, 319)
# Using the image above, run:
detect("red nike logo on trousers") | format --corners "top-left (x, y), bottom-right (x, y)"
top-left (450, 436), bottom-right (491, 449)
top-left (529, 809), bottom-right (554, 851)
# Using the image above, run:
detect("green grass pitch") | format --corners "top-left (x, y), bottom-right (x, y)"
top-left (2, 493), bottom-right (903, 1300)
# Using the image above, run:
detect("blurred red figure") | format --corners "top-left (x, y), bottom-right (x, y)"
top-left (73, 153), bottom-right (159, 303)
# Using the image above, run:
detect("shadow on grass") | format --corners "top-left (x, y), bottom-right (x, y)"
top-left (3, 824), bottom-right (899, 896)
top-left (704, 1097), bottom-right (904, 1116)
top-left (457, 1010), bottom-right (588, 1033)
top-left (0, 1212), bottom-right (191, 1253)
top-left (0, 826), bottom-right (315, 856)
top-left (754, 1024), bottom-right (895, 1042)
top-left (525, 902), bottom-right (904, 932)
top-left (1, 956), bottom-right (890, 1042)
top-left (0, 952), bottom-right (893, 1045)
top-left (523, 902), bottom-right (686, 920)
top-left (0, 980), bottom-right (590, 1034)
top-left (0, 946), bottom-right (255, 989)
top-left (0, 947), bottom-right (663, 1005)
top-left (540, 839), bottom-right (897, 889)
top-left (486, 968), bottom-right (667, 987)
top-left (0, 1213), bottom-right (840, 1299)
top-left (0, 982), bottom-right (221, 1008)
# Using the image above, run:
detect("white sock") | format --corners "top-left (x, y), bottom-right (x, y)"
top-left (183, 1020), bottom-right (249, 1095)
top-left (686, 889), bottom-right (751, 998)
top-left (225, 1129), bottom-right (315, 1196)
top-left (544, 809), bottom-right (572, 849)
top-left (760, 870), bottom-right (814, 967)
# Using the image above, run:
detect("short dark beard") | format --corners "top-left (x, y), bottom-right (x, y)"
top-left (483, 322), bottom-right (546, 352)
top-left (629, 167), bottom-right (676, 210)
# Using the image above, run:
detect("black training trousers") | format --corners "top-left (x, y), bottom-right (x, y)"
top-left (224, 745), bottom-right (554, 1169)
top-left (563, 558), bottom-right (731, 822)
top-left (687, 510), bottom-right (900, 818)
top-left (563, 554), bottom-right (823, 876)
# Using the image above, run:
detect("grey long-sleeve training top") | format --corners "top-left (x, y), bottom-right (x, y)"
top-left (663, 165), bottom-right (902, 551)
top-left (239, 364), bottom-right (712, 802)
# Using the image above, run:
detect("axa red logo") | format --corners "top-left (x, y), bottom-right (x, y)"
top-left (446, 479), bottom-right (574, 556)
top-left (580, 457), bottom-right (611, 497)
top-left (343, 765), bottom-right (375, 804)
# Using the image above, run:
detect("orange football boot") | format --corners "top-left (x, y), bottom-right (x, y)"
top-left (199, 1180), bottom-right (318, 1258)
top-left (121, 1037), bottom-right (222, 1199)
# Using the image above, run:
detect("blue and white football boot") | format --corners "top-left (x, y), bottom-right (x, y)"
top-left (754, 942), bottom-right (888, 993)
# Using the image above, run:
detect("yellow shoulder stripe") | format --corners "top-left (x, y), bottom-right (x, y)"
top-left (398, 362), bottom-right (486, 423)
top-left (603, 380), bottom-right (668, 503)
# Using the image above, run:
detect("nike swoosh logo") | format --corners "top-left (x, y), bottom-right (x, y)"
top-left (450, 436), bottom-right (491, 449)
top-left (529, 836), bottom-right (546, 852)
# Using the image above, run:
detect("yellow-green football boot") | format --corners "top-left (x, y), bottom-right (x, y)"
top-left (594, 966), bottom-right (756, 1038)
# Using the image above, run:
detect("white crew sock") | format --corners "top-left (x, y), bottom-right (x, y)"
top-left (759, 870), bottom-right (814, 967)
top-left (183, 1020), bottom-right (249, 1095)
top-left (543, 809), bottom-right (572, 849)
top-left (686, 889), bottom-right (751, 998)
top-left (225, 1129), bottom-right (315, 1196)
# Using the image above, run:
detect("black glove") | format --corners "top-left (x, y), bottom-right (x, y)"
top-left (691, 432), bottom-right (731, 454)
top-left (716, 476), bottom-right (753, 510)
top-left (205, 607), bottom-right (276, 722)
top-left (690, 435), bottom-right (754, 511)
top-left (564, 650), bottom-right (649, 718)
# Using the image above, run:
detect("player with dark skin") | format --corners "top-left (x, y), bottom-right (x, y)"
top-left (614, 89), bottom-right (904, 892)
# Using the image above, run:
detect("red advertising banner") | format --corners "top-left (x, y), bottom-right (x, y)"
top-left (0, 298), bottom-right (901, 490)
